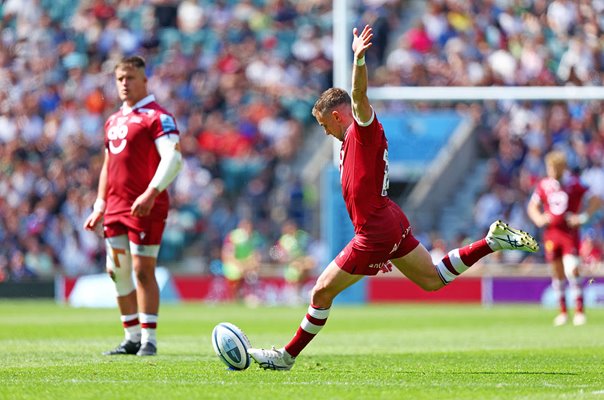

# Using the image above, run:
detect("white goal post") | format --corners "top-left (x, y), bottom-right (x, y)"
top-left (333, 0), bottom-right (604, 102)
top-left (331, 0), bottom-right (604, 161)
top-left (366, 86), bottom-right (604, 101)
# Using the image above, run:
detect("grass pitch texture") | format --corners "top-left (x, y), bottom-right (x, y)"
top-left (1, 301), bottom-right (603, 399)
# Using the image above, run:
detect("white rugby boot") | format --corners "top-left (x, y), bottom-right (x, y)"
top-left (248, 346), bottom-right (295, 371)
top-left (553, 313), bottom-right (568, 327)
top-left (486, 220), bottom-right (539, 253)
top-left (573, 312), bottom-right (587, 326)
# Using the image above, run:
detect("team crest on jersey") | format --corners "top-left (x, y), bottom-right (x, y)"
top-left (108, 124), bottom-right (128, 154)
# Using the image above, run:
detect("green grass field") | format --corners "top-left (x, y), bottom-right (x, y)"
top-left (1, 301), bottom-right (603, 400)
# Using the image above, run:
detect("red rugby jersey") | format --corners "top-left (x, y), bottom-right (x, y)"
top-left (531, 175), bottom-right (588, 232)
top-left (339, 110), bottom-right (394, 235)
top-left (104, 94), bottom-right (179, 221)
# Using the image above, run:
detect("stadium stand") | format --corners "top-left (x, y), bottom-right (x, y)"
top-left (0, 0), bottom-right (602, 284)
top-left (372, 0), bottom-right (604, 264)
top-left (0, 0), bottom-right (339, 279)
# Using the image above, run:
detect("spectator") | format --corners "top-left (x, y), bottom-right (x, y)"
top-left (3, 0), bottom-right (604, 279)
top-left (271, 219), bottom-right (316, 304)
top-left (8, 250), bottom-right (37, 281)
top-left (22, 236), bottom-right (55, 279)
top-left (221, 218), bottom-right (265, 304)
top-left (0, 0), bottom-right (328, 276)
top-left (473, 184), bottom-right (505, 234)
top-left (0, 255), bottom-right (9, 282)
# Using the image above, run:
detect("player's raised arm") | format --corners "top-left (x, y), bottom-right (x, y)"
top-left (351, 25), bottom-right (373, 125)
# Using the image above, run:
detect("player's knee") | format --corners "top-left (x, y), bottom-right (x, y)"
top-left (131, 245), bottom-right (159, 286)
top-left (109, 259), bottom-right (135, 296)
top-left (105, 237), bottom-right (135, 296)
top-left (416, 278), bottom-right (444, 292)
top-left (310, 285), bottom-right (335, 308)
top-left (133, 267), bottom-right (154, 286)
top-left (562, 255), bottom-right (580, 278)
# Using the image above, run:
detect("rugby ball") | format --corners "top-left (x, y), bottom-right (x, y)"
top-left (211, 322), bottom-right (251, 370)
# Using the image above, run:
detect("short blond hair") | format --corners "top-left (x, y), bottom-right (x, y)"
top-left (312, 88), bottom-right (351, 118)
top-left (115, 55), bottom-right (146, 71)
top-left (545, 150), bottom-right (567, 178)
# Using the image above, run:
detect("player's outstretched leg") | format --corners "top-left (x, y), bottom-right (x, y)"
top-left (247, 346), bottom-right (295, 371)
top-left (486, 220), bottom-right (539, 253)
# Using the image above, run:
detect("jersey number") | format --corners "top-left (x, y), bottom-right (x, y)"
top-left (340, 148), bottom-right (390, 196)
top-left (547, 190), bottom-right (568, 215)
top-left (381, 149), bottom-right (390, 196)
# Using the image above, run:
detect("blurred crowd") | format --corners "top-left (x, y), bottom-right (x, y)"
top-left (371, 0), bottom-right (604, 267)
top-left (374, 0), bottom-right (604, 87)
top-left (1, 0), bottom-right (603, 283)
top-left (0, 0), bottom-right (406, 282)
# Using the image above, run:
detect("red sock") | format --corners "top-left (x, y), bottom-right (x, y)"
top-left (284, 305), bottom-right (330, 357)
top-left (435, 239), bottom-right (494, 284)
top-left (560, 295), bottom-right (568, 313)
top-left (576, 294), bottom-right (584, 313)
top-left (458, 238), bottom-right (494, 266)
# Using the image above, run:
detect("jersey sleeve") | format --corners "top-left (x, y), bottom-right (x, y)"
top-left (529, 191), bottom-right (542, 205)
top-left (531, 183), bottom-right (544, 205)
top-left (150, 112), bottom-right (179, 140)
top-left (352, 108), bottom-right (380, 145)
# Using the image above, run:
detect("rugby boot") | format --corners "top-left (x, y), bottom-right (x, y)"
top-left (553, 313), bottom-right (568, 327)
top-left (248, 346), bottom-right (295, 370)
top-left (103, 340), bottom-right (141, 355)
top-left (136, 342), bottom-right (157, 356)
top-left (573, 312), bottom-right (586, 326)
top-left (486, 220), bottom-right (539, 252)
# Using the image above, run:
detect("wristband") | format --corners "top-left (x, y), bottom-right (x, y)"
top-left (577, 212), bottom-right (589, 225)
top-left (93, 198), bottom-right (106, 214)
top-left (355, 56), bottom-right (365, 66)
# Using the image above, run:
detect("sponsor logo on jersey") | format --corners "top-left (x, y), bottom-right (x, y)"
top-left (108, 124), bottom-right (128, 154)
top-left (368, 262), bottom-right (388, 269)
top-left (159, 114), bottom-right (177, 133)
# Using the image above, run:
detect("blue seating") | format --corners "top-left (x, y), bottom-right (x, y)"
top-left (381, 111), bottom-right (462, 164)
